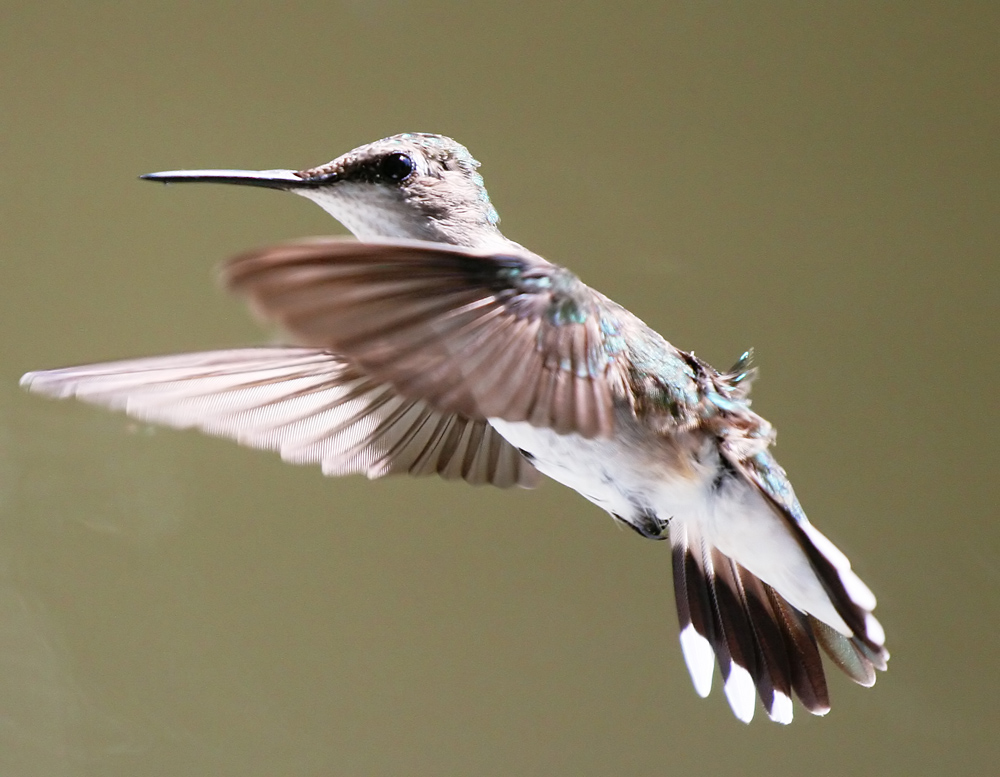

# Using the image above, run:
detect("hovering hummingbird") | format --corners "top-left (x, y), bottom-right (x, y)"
top-left (21, 133), bottom-right (887, 723)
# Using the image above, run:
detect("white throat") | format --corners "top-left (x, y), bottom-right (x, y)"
top-left (293, 184), bottom-right (438, 241)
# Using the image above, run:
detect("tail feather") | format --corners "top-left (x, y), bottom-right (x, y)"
top-left (673, 525), bottom-right (810, 723)
top-left (854, 634), bottom-right (889, 672)
top-left (671, 523), bottom-right (890, 722)
top-left (766, 587), bottom-right (831, 716)
top-left (810, 617), bottom-right (877, 687)
top-left (705, 548), bottom-right (760, 723)
top-left (671, 524), bottom-right (716, 699)
top-left (734, 451), bottom-right (889, 661)
top-left (734, 565), bottom-right (794, 723)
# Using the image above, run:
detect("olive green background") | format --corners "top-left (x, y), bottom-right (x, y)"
top-left (1, 2), bottom-right (996, 775)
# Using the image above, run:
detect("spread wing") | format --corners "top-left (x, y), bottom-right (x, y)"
top-left (21, 347), bottom-right (539, 488)
top-left (223, 238), bottom-right (629, 438)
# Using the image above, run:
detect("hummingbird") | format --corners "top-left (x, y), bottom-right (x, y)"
top-left (21, 133), bottom-right (887, 724)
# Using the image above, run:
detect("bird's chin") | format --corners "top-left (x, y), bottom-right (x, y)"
top-left (291, 184), bottom-right (435, 241)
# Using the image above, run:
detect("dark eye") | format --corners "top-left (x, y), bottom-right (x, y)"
top-left (378, 152), bottom-right (414, 182)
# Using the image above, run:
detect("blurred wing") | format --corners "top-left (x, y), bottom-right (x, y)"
top-left (21, 347), bottom-right (539, 488)
top-left (223, 238), bottom-right (626, 438)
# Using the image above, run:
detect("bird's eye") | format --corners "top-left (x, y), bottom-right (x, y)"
top-left (378, 152), bottom-right (414, 182)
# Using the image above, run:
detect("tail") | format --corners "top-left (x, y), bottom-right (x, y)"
top-left (669, 508), bottom-right (888, 724)
top-left (665, 352), bottom-right (888, 722)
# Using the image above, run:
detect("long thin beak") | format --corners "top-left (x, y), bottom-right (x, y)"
top-left (140, 168), bottom-right (330, 190)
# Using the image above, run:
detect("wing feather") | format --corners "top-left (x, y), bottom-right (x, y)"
top-left (21, 348), bottom-right (539, 489)
top-left (223, 238), bottom-right (625, 438)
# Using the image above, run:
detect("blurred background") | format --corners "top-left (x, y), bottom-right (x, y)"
top-left (0, 2), bottom-right (996, 775)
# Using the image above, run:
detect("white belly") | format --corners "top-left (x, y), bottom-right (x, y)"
top-left (488, 418), bottom-right (654, 519)
top-left (488, 418), bottom-right (850, 633)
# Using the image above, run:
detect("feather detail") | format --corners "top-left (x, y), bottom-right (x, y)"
top-left (736, 451), bottom-right (889, 665)
top-left (671, 523), bottom-right (717, 699)
top-left (223, 238), bottom-right (626, 438)
top-left (20, 347), bottom-right (539, 489)
top-left (669, 519), bottom-right (888, 722)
